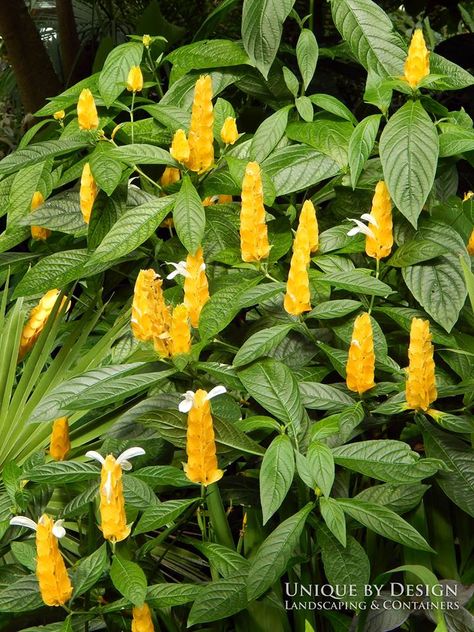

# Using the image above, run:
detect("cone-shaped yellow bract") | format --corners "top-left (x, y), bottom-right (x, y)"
top-left (36, 515), bottom-right (73, 606)
top-left (30, 191), bottom-right (51, 241)
top-left (18, 289), bottom-right (62, 361)
top-left (127, 66), bottom-right (143, 92)
top-left (186, 75), bottom-right (214, 173)
top-left (468, 229), bottom-right (474, 255)
top-left (346, 313), bottom-right (376, 395)
top-left (240, 161), bottom-right (270, 262)
top-left (203, 195), bottom-right (232, 206)
top-left (365, 181), bottom-right (393, 260)
top-left (170, 304), bottom-right (191, 356)
top-left (151, 279), bottom-right (172, 358)
top-left (53, 110), bottom-right (65, 121)
top-left (404, 29), bottom-right (430, 88)
top-left (406, 318), bottom-right (437, 411)
top-left (80, 163), bottom-right (98, 224)
top-left (185, 390), bottom-right (223, 486)
top-left (160, 167), bottom-right (180, 188)
top-left (300, 200), bottom-right (319, 254)
top-left (50, 417), bottom-right (70, 461)
top-left (99, 455), bottom-right (130, 542)
top-left (131, 269), bottom-right (159, 342)
top-left (220, 117), bottom-right (238, 145)
top-left (170, 129), bottom-right (190, 164)
top-left (184, 247), bottom-right (209, 327)
top-left (77, 88), bottom-right (99, 130)
top-left (132, 603), bottom-right (155, 632)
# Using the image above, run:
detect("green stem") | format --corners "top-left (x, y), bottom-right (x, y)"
top-left (309, 0), bottom-right (315, 32)
top-left (206, 483), bottom-right (234, 549)
top-left (130, 91), bottom-right (136, 144)
top-left (147, 47), bottom-right (164, 98)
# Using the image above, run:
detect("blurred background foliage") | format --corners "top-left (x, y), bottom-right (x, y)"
top-left (0, 0), bottom-right (473, 158)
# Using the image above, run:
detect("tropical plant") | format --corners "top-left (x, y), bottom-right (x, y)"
top-left (0, 0), bottom-right (473, 631)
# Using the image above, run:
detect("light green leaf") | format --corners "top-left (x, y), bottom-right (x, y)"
top-left (348, 114), bottom-right (381, 188)
top-left (134, 498), bottom-right (198, 535)
top-left (306, 299), bottom-right (362, 320)
top-left (22, 461), bottom-right (99, 483)
top-left (260, 434), bottom-right (295, 524)
top-left (250, 107), bottom-right (291, 163)
top-left (98, 42), bottom-right (143, 106)
top-left (132, 465), bottom-right (191, 488)
top-left (71, 544), bottom-right (108, 599)
top-left (173, 176), bottom-right (205, 254)
top-left (283, 66), bottom-right (299, 97)
top-left (318, 270), bottom-right (394, 296)
top-left (296, 29), bottom-right (319, 90)
top-left (0, 575), bottom-right (43, 613)
top-left (309, 94), bottom-right (357, 124)
top-left (19, 191), bottom-right (86, 236)
top-left (379, 101), bottom-right (439, 227)
top-left (295, 96), bottom-right (314, 122)
top-left (320, 497), bottom-right (346, 546)
top-left (123, 476), bottom-right (159, 509)
top-left (0, 139), bottom-right (89, 177)
top-left (286, 118), bottom-right (353, 167)
top-left (307, 441), bottom-right (335, 496)
top-left (188, 570), bottom-right (248, 625)
top-left (111, 144), bottom-right (176, 167)
top-left (166, 39), bottom-right (250, 71)
top-left (299, 383), bottom-right (356, 413)
top-left (430, 53), bottom-right (474, 91)
top-left (233, 324), bottom-right (293, 367)
top-left (89, 143), bottom-right (123, 196)
top-left (388, 239), bottom-right (449, 267)
top-left (355, 483), bottom-right (429, 515)
top-left (110, 555), bottom-right (147, 606)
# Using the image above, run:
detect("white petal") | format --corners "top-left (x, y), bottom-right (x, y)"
top-left (166, 269), bottom-right (181, 280)
top-left (52, 520), bottom-right (66, 539)
top-left (361, 213), bottom-right (378, 227)
top-left (166, 261), bottom-right (190, 280)
top-left (347, 226), bottom-right (362, 237)
top-left (104, 471), bottom-right (113, 504)
top-left (120, 460), bottom-right (132, 471)
top-left (205, 385), bottom-right (227, 401)
top-left (10, 516), bottom-right (37, 531)
top-left (348, 219), bottom-right (375, 239)
top-left (200, 263), bottom-right (206, 272)
top-left (117, 447), bottom-right (146, 467)
top-left (178, 390), bottom-right (195, 413)
top-left (86, 450), bottom-right (105, 465)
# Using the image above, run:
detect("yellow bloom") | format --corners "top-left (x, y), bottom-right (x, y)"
top-left (346, 312), bottom-right (376, 395)
top-left (404, 29), bottom-right (430, 88)
top-left (50, 417), bottom-right (70, 461)
top-left (220, 117), bottom-right (238, 145)
top-left (180, 387), bottom-right (225, 486)
top-left (202, 195), bottom-right (233, 206)
top-left (80, 162), bottom-right (98, 224)
top-left (170, 129), bottom-right (190, 164)
top-left (468, 229), bottom-right (474, 255)
top-left (151, 278), bottom-right (172, 358)
top-left (240, 161), bottom-right (270, 262)
top-left (30, 191), bottom-right (51, 241)
top-left (186, 75), bottom-right (214, 173)
top-left (299, 200), bottom-right (319, 254)
top-left (131, 269), bottom-right (159, 342)
top-left (53, 110), bottom-right (65, 121)
top-left (18, 289), bottom-right (63, 361)
top-left (160, 167), bottom-right (180, 188)
top-left (87, 448), bottom-right (144, 543)
top-left (170, 304), bottom-right (191, 356)
top-left (463, 191), bottom-right (473, 202)
top-left (127, 66), bottom-right (144, 92)
top-left (142, 34), bottom-right (152, 48)
top-left (365, 181), bottom-right (393, 260)
top-left (284, 230), bottom-right (311, 316)
top-left (406, 318), bottom-right (437, 411)
top-left (77, 88), bottom-right (99, 130)
top-left (132, 603), bottom-right (155, 632)
top-left (184, 248), bottom-right (209, 327)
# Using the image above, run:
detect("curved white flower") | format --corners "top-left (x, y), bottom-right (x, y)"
top-left (86, 447), bottom-right (145, 471)
top-left (178, 385), bottom-right (227, 413)
top-left (10, 515), bottom-right (67, 538)
top-left (166, 261), bottom-right (190, 280)
top-left (347, 213), bottom-right (378, 239)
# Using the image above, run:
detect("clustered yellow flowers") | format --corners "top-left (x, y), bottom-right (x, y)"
top-left (18, 289), bottom-right (63, 361)
top-left (132, 603), bottom-right (155, 632)
top-left (365, 181), bottom-right (393, 260)
top-left (77, 88), bottom-right (99, 130)
top-left (187, 75), bottom-right (214, 172)
top-left (220, 117), bottom-right (239, 145)
top-left (179, 386), bottom-right (226, 486)
top-left (86, 448), bottom-right (145, 542)
top-left (284, 200), bottom-right (318, 315)
top-left (30, 191), bottom-right (51, 241)
top-left (170, 129), bottom-right (190, 164)
top-left (240, 161), bottom-right (270, 262)
top-left (403, 28), bottom-right (430, 88)
top-left (167, 247), bottom-right (210, 328)
top-left (406, 318), bottom-right (437, 411)
top-left (79, 163), bottom-right (98, 224)
top-left (127, 66), bottom-right (144, 93)
top-left (346, 312), bottom-right (376, 395)
top-left (9, 515), bottom-right (72, 606)
top-left (49, 417), bottom-right (71, 461)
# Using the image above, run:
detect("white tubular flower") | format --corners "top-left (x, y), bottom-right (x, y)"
top-left (166, 261), bottom-right (190, 280)
top-left (347, 214), bottom-right (377, 239)
top-left (86, 450), bottom-right (105, 465)
top-left (178, 385), bottom-right (227, 413)
top-left (51, 519), bottom-right (66, 538)
top-left (116, 447), bottom-right (146, 471)
top-left (10, 516), bottom-right (67, 538)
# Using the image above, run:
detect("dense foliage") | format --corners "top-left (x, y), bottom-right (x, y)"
top-left (0, 0), bottom-right (473, 631)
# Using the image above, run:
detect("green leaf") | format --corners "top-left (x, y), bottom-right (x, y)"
top-left (146, 583), bottom-right (202, 608)
top-left (0, 575), bottom-right (43, 613)
top-left (0, 139), bottom-right (89, 177)
top-left (110, 555), bottom-right (147, 606)
top-left (348, 114), bottom-right (381, 188)
top-left (132, 465), bottom-right (191, 488)
top-left (283, 66), bottom-right (299, 97)
top-left (123, 476), bottom-right (159, 509)
top-left (318, 270), bottom-right (394, 296)
top-left (134, 498), bottom-right (198, 535)
top-left (263, 146), bottom-right (340, 195)
top-left (144, 104), bottom-right (190, 132)
top-left (388, 239), bottom-right (449, 267)
top-left (379, 101), bottom-right (439, 227)
top-left (306, 299), bottom-right (362, 320)
top-left (89, 143), bottom-right (123, 196)
top-left (239, 359), bottom-right (306, 436)
top-left (307, 441), bottom-right (335, 496)
top-left (438, 125), bottom-right (474, 157)
top-left (309, 94), bottom-right (357, 125)
top-left (420, 416), bottom-right (474, 518)
top-left (111, 144), bottom-right (176, 167)
top-left (330, 0), bottom-right (406, 77)
top-left (98, 41), bottom-right (143, 106)
top-left (320, 497), bottom-right (346, 546)
top-left (430, 52), bottom-right (474, 91)
top-left (8, 162), bottom-right (47, 226)
top-left (336, 498), bottom-right (434, 551)
top-left (19, 191), bottom-right (86, 236)
top-left (87, 195), bottom-right (174, 266)
top-left (299, 383), bottom-right (356, 413)
top-left (250, 107), bottom-right (291, 163)
top-left (166, 39), bottom-right (250, 71)
top-left (195, 542), bottom-right (249, 577)
top-left (10, 541), bottom-right (36, 572)
top-left (286, 117), bottom-right (353, 167)
top-left (260, 434), bottom-right (295, 524)
top-left (233, 324), bottom-right (293, 368)
top-left (241, 0), bottom-right (295, 78)
top-left (173, 176), bottom-right (206, 254)
top-left (188, 570), bottom-right (248, 625)
top-left (246, 503), bottom-right (313, 601)
top-left (296, 29), bottom-right (319, 91)
top-left (355, 483), bottom-right (429, 515)
top-left (332, 439), bottom-right (443, 483)
top-left (22, 461), bottom-right (99, 483)
top-left (71, 544), bottom-right (108, 599)
top-left (295, 96), bottom-right (314, 122)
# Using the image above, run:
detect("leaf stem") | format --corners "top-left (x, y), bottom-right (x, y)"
top-left (206, 483), bottom-right (234, 549)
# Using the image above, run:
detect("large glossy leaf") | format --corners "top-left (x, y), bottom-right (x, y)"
top-left (250, 107), bottom-right (291, 163)
top-left (348, 114), bottom-right (381, 188)
top-left (318, 270), bottom-right (394, 296)
top-left (110, 555), bottom-right (147, 606)
top-left (0, 139), bottom-right (89, 177)
top-left (296, 29), bottom-right (319, 90)
top-left (355, 483), bottom-right (429, 515)
top-left (286, 117), bottom-right (354, 166)
top-left (260, 434), bottom-right (295, 524)
top-left (22, 461), bottom-right (99, 483)
top-left (98, 42), bottom-right (143, 106)
top-left (188, 570), bottom-right (248, 625)
top-left (299, 383), bottom-right (356, 413)
top-left (134, 498), bottom-right (198, 535)
top-left (71, 544), bottom-right (108, 599)
top-left (320, 497), bottom-right (346, 546)
top-left (173, 176), bottom-right (205, 254)
top-left (0, 575), bottom-right (43, 613)
top-left (379, 101), bottom-right (439, 227)
top-left (19, 191), bottom-right (86, 236)
top-left (167, 39), bottom-right (250, 71)
top-left (233, 324), bottom-right (293, 367)
top-left (111, 144), bottom-right (176, 167)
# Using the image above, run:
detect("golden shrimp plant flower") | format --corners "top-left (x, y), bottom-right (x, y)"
top-left (30, 191), bottom-right (51, 241)
top-left (186, 75), bottom-right (214, 173)
top-left (77, 88), bottom-right (99, 130)
top-left (170, 129), bottom-right (190, 164)
top-left (132, 603), bottom-right (155, 632)
top-left (240, 161), bottom-right (270, 262)
top-left (406, 318), bottom-right (437, 411)
top-left (53, 110), bottom-right (65, 121)
top-left (9, 515), bottom-right (72, 606)
top-left (284, 235), bottom-right (311, 316)
top-left (50, 417), bottom-right (71, 461)
top-left (80, 162), bottom-right (98, 224)
top-left (347, 181), bottom-right (393, 260)
top-left (131, 269), bottom-right (160, 342)
top-left (167, 247), bottom-right (210, 328)
top-left (203, 194), bottom-right (233, 206)
top-left (346, 312), bottom-right (376, 395)
top-left (18, 289), bottom-right (63, 361)
top-left (170, 304), bottom-right (191, 356)
top-left (160, 166), bottom-right (180, 188)
top-left (299, 199), bottom-right (319, 254)
top-left (86, 447), bottom-right (145, 543)
top-left (220, 117), bottom-right (239, 145)
top-left (127, 66), bottom-right (144, 92)
top-left (179, 386), bottom-right (226, 486)
top-left (404, 29), bottom-right (430, 89)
